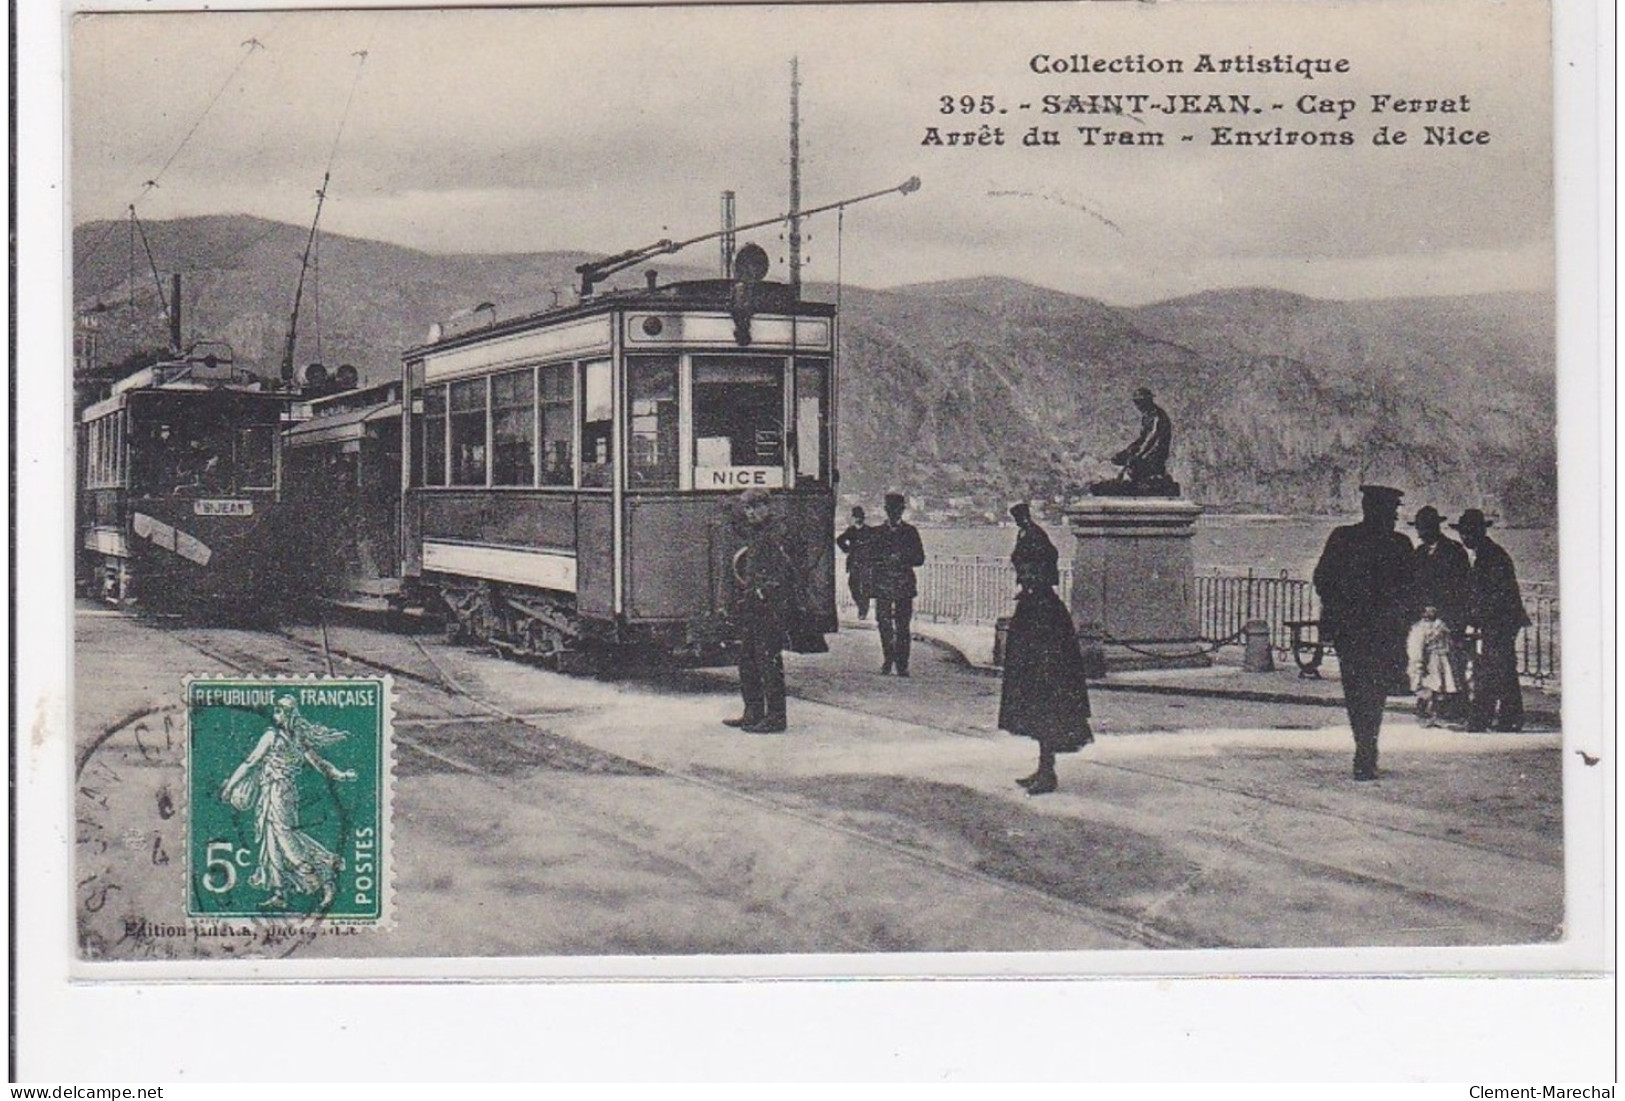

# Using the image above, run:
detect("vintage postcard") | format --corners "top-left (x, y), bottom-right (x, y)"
top-left (16, 0), bottom-right (1611, 1078)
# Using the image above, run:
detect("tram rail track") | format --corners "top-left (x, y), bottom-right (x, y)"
top-left (162, 621), bottom-right (1200, 951)
top-left (154, 615), bottom-right (1561, 951)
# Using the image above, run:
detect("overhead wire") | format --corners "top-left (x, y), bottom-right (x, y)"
top-left (287, 39), bottom-right (372, 374)
top-left (74, 34), bottom-right (272, 281)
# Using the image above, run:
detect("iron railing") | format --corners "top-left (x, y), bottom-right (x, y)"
top-left (835, 555), bottom-right (1561, 683)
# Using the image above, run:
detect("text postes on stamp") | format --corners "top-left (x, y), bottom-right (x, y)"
top-left (186, 677), bottom-right (392, 923)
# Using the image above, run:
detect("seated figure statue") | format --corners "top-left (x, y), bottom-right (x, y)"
top-left (1090, 386), bottom-right (1181, 498)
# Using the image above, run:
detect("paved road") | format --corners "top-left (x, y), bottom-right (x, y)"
top-left (73, 604), bottom-right (1565, 965)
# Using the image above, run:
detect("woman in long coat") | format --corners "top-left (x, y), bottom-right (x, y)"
top-left (998, 504), bottom-right (1093, 795)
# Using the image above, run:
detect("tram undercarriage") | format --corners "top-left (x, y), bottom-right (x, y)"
top-left (428, 575), bottom-right (738, 669)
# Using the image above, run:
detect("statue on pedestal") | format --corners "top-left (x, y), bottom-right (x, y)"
top-left (1091, 386), bottom-right (1180, 498)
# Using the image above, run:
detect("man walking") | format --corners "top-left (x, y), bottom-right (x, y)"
top-left (1454, 509), bottom-right (1530, 732)
top-left (725, 487), bottom-right (793, 733)
top-left (834, 506), bottom-right (874, 620)
top-left (870, 492), bottom-right (926, 677)
top-left (1313, 485), bottom-right (1414, 780)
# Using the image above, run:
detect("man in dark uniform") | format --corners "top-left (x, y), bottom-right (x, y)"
top-left (870, 492), bottom-right (926, 677)
top-left (1453, 509), bottom-right (1530, 732)
top-left (834, 506), bottom-right (874, 619)
top-left (724, 487), bottom-right (793, 733)
top-left (1313, 484), bottom-right (1414, 780)
top-left (1093, 386), bottom-right (1177, 497)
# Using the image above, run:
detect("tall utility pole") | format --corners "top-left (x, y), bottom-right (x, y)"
top-left (720, 190), bottom-right (737, 278)
top-left (788, 56), bottom-right (802, 294)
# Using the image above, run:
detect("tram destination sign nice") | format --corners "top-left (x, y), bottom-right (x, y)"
top-left (697, 465), bottom-right (782, 489)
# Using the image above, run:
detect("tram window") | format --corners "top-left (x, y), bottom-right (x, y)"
top-left (692, 357), bottom-right (785, 479)
top-left (491, 368), bottom-right (536, 486)
top-left (421, 385), bottom-right (447, 487)
top-left (580, 359), bottom-right (613, 489)
top-left (538, 364), bottom-right (573, 487)
top-left (114, 414), bottom-right (126, 485)
top-left (449, 378), bottom-right (488, 486)
top-left (626, 356), bottom-right (678, 489)
top-left (795, 358), bottom-right (830, 484)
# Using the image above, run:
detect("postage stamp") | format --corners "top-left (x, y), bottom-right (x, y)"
top-left (186, 677), bottom-right (391, 923)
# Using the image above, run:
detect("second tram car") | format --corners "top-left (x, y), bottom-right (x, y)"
top-left (401, 269), bottom-right (839, 663)
top-left (78, 348), bottom-right (296, 616)
top-left (281, 379), bottom-right (404, 609)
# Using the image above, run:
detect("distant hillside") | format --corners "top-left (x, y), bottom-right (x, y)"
top-left (72, 215), bottom-right (1558, 522)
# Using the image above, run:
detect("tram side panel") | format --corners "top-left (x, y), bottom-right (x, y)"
top-left (624, 494), bottom-right (724, 622)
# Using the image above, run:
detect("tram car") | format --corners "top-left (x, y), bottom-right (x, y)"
top-left (280, 379), bottom-right (404, 609)
top-left (77, 346), bottom-right (298, 616)
top-left (399, 255), bottom-right (839, 663)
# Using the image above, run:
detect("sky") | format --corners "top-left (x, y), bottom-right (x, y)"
top-left (70, 0), bottom-right (1555, 305)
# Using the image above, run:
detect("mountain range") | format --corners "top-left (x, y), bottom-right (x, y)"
top-left (72, 215), bottom-right (1557, 523)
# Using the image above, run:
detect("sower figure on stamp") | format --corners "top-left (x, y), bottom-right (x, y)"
top-left (999, 502), bottom-right (1093, 796)
top-left (1453, 508), bottom-right (1530, 732)
top-left (834, 505), bottom-right (875, 620)
top-left (870, 492), bottom-right (926, 677)
top-left (1312, 484), bottom-right (1414, 781)
top-left (1091, 386), bottom-right (1178, 497)
top-left (219, 694), bottom-right (356, 910)
top-left (724, 487), bottom-right (794, 733)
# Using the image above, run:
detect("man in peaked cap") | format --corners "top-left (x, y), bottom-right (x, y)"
top-left (725, 487), bottom-right (794, 733)
top-left (1453, 509), bottom-right (1531, 732)
top-left (869, 492), bottom-right (926, 676)
top-left (1313, 485), bottom-right (1414, 780)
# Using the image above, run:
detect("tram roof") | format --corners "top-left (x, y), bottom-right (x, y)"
top-left (81, 367), bottom-right (293, 421)
top-left (283, 397), bottom-right (401, 449)
top-left (404, 279), bottom-right (835, 360)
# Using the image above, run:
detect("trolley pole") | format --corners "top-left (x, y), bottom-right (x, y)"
top-left (788, 56), bottom-right (802, 295)
top-left (169, 273), bottom-right (183, 354)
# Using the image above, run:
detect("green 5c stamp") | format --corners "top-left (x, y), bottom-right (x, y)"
top-left (187, 677), bottom-right (392, 922)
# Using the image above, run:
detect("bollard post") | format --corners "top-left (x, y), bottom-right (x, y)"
top-left (1243, 618), bottom-right (1274, 673)
top-left (993, 616), bottom-right (1012, 669)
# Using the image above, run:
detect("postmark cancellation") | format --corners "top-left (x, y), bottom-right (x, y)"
top-left (76, 675), bottom-right (395, 960)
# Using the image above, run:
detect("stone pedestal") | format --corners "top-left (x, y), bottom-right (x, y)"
top-left (1064, 497), bottom-right (1209, 672)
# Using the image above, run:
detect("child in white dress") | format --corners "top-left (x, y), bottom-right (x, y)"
top-left (1406, 605), bottom-right (1459, 727)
